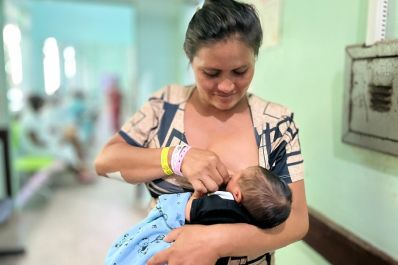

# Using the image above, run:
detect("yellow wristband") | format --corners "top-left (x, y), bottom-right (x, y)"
top-left (161, 147), bottom-right (173, 175)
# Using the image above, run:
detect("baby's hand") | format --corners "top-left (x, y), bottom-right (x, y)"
top-left (191, 190), bottom-right (204, 199)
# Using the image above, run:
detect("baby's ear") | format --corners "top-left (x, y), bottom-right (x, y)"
top-left (232, 188), bottom-right (242, 203)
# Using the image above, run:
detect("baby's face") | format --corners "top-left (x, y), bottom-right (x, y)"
top-left (225, 172), bottom-right (240, 193)
top-left (226, 167), bottom-right (251, 193)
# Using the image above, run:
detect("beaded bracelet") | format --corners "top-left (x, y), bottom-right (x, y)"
top-left (171, 143), bottom-right (191, 176)
top-left (161, 147), bottom-right (173, 175)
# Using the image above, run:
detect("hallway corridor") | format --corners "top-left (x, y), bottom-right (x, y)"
top-left (0, 175), bottom-right (147, 265)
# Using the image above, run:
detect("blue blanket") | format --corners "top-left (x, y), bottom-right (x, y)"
top-left (105, 192), bottom-right (191, 265)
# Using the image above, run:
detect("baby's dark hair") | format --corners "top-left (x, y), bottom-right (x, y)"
top-left (238, 166), bottom-right (292, 229)
top-left (184, 0), bottom-right (263, 61)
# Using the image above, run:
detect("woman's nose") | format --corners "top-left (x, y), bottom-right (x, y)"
top-left (217, 78), bottom-right (235, 93)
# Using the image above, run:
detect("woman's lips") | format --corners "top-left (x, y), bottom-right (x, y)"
top-left (215, 93), bottom-right (235, 98)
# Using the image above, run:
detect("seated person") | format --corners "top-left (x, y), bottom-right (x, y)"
top-left (105, 166), bottom-right (292, 265)
top-left (19, 93), bottom-right (94, 183)
top-left (19, 94), bottom-right (48, 156)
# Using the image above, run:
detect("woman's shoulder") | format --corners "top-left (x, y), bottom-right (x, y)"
top-left (150, 84), bottom-right (194, 105)
top-left (248, 93), bottom-right (294, 127)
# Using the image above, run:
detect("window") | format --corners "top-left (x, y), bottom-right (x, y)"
top-left (43, 37), bottom-right (61, 95)
top-left (3, 24), bottom-right (23, 112)
top-left (63, 46), bottom-right (76, 79)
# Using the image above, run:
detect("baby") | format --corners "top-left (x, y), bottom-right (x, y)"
top-left (105, 166), bottom-right (292, 265)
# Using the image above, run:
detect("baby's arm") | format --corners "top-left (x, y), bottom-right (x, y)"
top-left (185, 191), bottom-right (203, 222)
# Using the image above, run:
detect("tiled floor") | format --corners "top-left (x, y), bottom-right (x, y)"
top-left (0, 174), bottom-right (149, 265)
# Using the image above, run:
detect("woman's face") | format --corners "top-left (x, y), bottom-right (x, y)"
top-left (191, 37), bottom-right (256, 111)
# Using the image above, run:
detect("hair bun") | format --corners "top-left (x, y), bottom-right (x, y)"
top-left (203, 0), bottom-right (216, 5)
top-left (203, 0), bottom-right (230, 7)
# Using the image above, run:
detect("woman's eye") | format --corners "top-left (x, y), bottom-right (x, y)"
top-left (233, 69), bottom-right (247, 76)
top-left (203, 71), bottom-right (219, 77)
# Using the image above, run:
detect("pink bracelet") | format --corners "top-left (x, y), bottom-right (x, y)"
top-left (171, 144), bottom-right (191, 176)
top-left (171, 144), bottom-right (184, 175)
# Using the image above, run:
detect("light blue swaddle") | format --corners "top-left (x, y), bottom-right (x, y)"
top-left (105, 192), bottom-right (191, 265)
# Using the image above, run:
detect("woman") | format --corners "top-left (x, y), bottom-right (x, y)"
top-left (95, 0), bottom-right (308, 264)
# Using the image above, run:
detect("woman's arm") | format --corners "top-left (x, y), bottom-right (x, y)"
top-left (184, 191), bottom-right (203, 222)
top-left (148, 180), bottom-right (308, 265)
top-left (214, 180), bottom-right (308, 256)
top-left (95, 134), bottom-right (230, 190)
top-left (94, 133), bottom-right (165, 183)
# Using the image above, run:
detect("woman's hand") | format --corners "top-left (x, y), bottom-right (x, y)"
top-left (180, 147), bottom-right (230, 193)
top-left (147, 225), bottom-right (220, 265)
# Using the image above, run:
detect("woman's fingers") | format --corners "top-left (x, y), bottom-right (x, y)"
top-left (198, 175), bottom-right (219, 193)
top-left (164, 227), bottom-right (182, 242)
top-left (147, 248), bottom-right (170, 265)
top-left (216, 162), bottom-right (231, 183)
top-left (207, 167), bottom-right (224, 186)
top-left (147, 227), bottom-right (183, 265)
top-left (149, 225), bottom-right (219, 265)
top-left (190, 179), bottom-right (207, 194)
top-left (182, 147), bottom-right (230, 192)
top-left (146, 228), bottom-right (184, 264)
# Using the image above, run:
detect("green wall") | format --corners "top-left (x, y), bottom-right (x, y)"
top-left (251, 0), bottom-right (398, 260)
top-left (29, 0), bottom-right (135, 97)
top-left (135, 2), bottom-right (187, 106)
top-left (4, 0), bottom-right (135, 104)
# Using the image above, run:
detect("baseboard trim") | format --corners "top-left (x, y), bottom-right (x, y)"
top-left (303, 208), bottom-right (397, 265)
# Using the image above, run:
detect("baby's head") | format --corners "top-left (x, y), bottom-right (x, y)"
top-left (226, 166), bottom-right (292, 229)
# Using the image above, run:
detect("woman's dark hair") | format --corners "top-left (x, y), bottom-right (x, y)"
top-left (184, 0), bottom-right (263, 61)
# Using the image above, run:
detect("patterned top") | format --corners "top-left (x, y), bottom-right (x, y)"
top-left (119, 84), bottom-right (304, 197)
